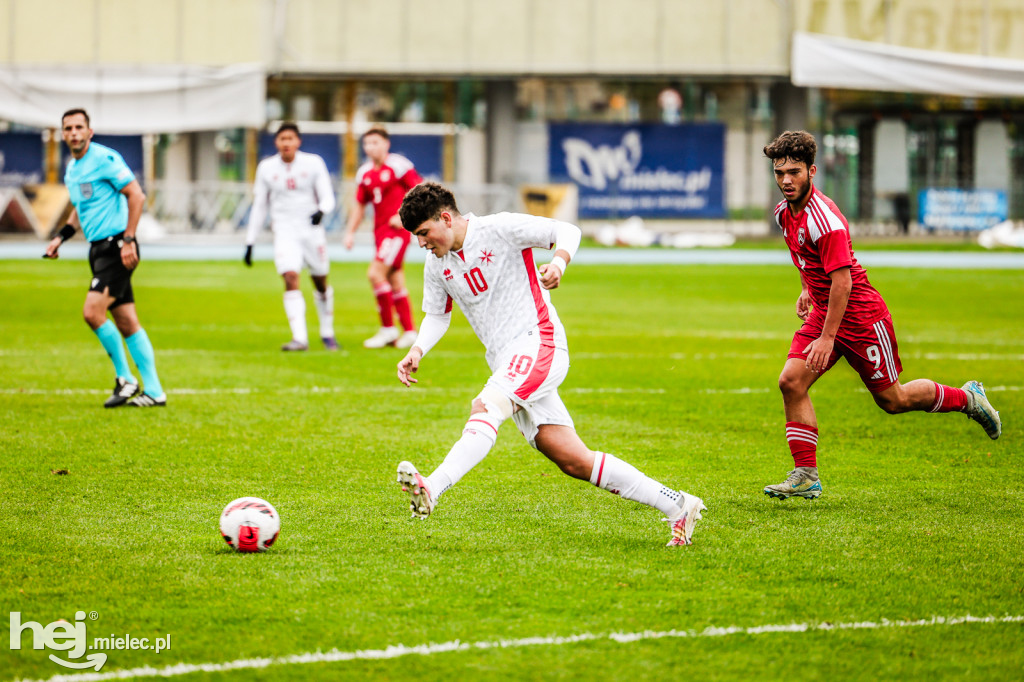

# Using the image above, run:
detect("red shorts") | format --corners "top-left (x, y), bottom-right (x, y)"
top-left (373, 226), bottom-right (412, 269)
top-left (788, 314), bottom-right (903, 392)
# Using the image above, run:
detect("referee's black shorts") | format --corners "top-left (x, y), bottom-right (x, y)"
top-left (88, 232), bottom-right (136, 308)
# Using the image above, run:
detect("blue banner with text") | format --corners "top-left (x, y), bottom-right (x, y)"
top-left (549, 123), bottom-right (726, 219)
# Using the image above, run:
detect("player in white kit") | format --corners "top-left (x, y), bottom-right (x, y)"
top-left (394, 182), bottom-right (706, 546)
top-left (245, 123), bottom-right (339, 351)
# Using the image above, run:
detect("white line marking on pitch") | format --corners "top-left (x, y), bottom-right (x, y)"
top-left (3, 385), bottom-right (1021, 398)
top-left (15, 614), bottom-right (1024, 682)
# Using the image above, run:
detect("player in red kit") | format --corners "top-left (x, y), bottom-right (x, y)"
top-left (343, 127), bottom-right (423, 349)
top-left (762, 130), bottom-right (1000, 500)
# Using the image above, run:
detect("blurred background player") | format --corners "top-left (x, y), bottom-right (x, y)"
top-left (245, 122), bottom-right (338, 351)
top-left (393, 182), bottom-right (706, 547)
top-left (762, 130), bottom-right (1001, 500)
top-left (44, 108), bottom-right (166, 407)
top-left (343, 127), bottom-right (422, 349)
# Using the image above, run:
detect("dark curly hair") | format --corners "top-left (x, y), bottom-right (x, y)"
top-left (763, 130), bottom-right (817, 167)
top-left (399, 181), bottom-right (459, 233)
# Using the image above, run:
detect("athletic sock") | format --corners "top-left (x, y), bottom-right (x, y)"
top-left (929, 382), bottom-right (969, 413)
top-left (124, 328), bottom-right (163, 398)
top-left (426, 412), bottom-right (502, 500)
top-left (786, 421), bottom-right (818, 468)
top-left (589, 451), bottom-right (682, 517)
top-left (392, 288), bottom-right (416, 332)
top-left (283, 290), bottom-right (308, 345)
top-left (313, 286), bottom-right (335, 339)
top-left (373, 282), bottom-right (394, 328)
top-left (94, 320), bottom-right (136, 383)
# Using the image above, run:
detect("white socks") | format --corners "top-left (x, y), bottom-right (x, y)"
top-left (427, 412), bottom-right (502, 500)
top-left (283, 290), bottom-right (308, 345)
top-left (313, 286), bottom-right (335, 339)
top-left (589, 451), bottom-right (682, 516)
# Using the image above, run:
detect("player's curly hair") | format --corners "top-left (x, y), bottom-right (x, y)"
top-left (763, 130), bottom-right (817, 167)
top-left (399, 181), bottom-right (460, 233)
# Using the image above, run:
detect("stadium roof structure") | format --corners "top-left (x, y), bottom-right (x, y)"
top-left (792, 32), bottom-right (1024, 98)
top-left (0, 64), bottom-right (266, 133)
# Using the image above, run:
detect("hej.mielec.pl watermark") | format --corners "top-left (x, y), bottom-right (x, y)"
top-left (9, 611), bottom-right (171, 671)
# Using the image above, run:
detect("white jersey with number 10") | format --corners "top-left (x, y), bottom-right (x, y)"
top-left (421, 212), bottom-right (570, 370)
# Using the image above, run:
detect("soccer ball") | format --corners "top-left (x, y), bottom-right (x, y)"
top-left (219, 497), bottom-right (280, 552)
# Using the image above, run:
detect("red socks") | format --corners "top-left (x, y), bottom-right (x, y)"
top-left (392, 288), bottom-right (416, 332)
top-left (786, 421), bottom-right (818, 468)
top-left (374, 282), bottom-right (394, 327)
top-left (929, 382), bottom-right (969, 413)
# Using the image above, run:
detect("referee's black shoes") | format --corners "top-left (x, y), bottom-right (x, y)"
top-left (128, 393), bottom-right (167, 407)
top-left (104, 377), bottom-right (141, 408)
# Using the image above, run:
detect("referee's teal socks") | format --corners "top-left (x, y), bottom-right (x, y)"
top-left (125, 328), bottom-right (164, 398)
top-left (94, 320), bottom-right (136, 384)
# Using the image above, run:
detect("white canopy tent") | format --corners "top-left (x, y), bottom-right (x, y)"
top-left (0, 63), bottom-right (266, 133)
top-left (792, 32), bottom-right (1024, 97)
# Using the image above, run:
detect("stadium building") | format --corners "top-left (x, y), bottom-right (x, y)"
top-left (2, 0), bottom-right (1024, 235)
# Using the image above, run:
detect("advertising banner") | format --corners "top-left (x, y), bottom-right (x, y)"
top-left (548, 123), bottom-right (725, 219)
top-left (0, 132), bottom-right (44, 186)
top-left (918, 188), bottom-right (1007, 231)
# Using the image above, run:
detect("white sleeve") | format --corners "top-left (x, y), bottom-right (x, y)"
top-left (314, 157), bottom-right (336, 215)
top-left (552, 220), bottom-right (581, 261)
top-left (246, 168), bottom-right (269, 246)
top-left (413, 312), bottom-right (451, 357)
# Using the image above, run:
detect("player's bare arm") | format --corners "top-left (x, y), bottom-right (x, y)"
top-left (342, 198), bottom-right (366, 250)
top-left (44, 210), bottom-right (81, 259)
top-left (120, 180), bottom-right (146, 270)
top-left (802, 266), bottom-right (852, 372)
top-left (794, 271), bottom-right (812, 320)
top-left (397, 347), bottom-right (423, 387)
top-left (796, 287), bottom-right (813, 320)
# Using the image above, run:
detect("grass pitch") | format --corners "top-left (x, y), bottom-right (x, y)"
top-left (1, 257), bottom-right (1022, 680)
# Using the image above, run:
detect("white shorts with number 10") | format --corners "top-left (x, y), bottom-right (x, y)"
top-left (273, 226), bottom-right (330, 276)
top-left (485, 331), bottom-right (573, 449)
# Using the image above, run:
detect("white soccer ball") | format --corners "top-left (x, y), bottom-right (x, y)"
top-left (219, 497), bottom-right (281, 552)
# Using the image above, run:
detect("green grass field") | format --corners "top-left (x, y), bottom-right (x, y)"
top-left (2, 257), bottom-right (1022, 681)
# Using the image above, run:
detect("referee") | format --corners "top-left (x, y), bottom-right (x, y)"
top-left (44, 108), bottom-right (166, 407)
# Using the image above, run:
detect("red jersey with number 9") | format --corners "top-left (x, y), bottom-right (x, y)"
top-left (355, 153), bottom-right (422, 233)
top-left (773, 186), bottom-right (889, 330)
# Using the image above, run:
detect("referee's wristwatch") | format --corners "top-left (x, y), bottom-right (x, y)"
top-left (123, 235), bottom-right (136, 245)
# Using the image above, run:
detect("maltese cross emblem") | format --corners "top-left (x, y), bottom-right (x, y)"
top-left (479, 250), bottom-right (494, 264)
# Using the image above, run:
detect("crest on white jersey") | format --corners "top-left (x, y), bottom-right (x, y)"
top-left (479, 250), bottom-right (494, 264)
top-left (797, 227), bottom-right (806, 247)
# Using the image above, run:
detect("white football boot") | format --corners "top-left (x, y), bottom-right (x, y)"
top-left (397, 461), bottom-right (435, 519)
top-left (395, 330), bottom-right (418, 349)
top-left (363, 327), bottom-right (400, 349)
top-left (665, 492), bottom-right (706, 546)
